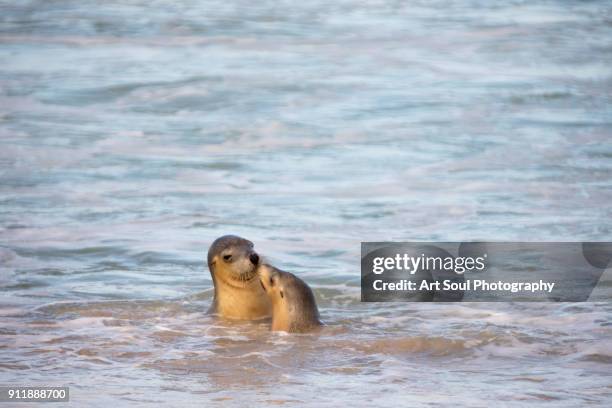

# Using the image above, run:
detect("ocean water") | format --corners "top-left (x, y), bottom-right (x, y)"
top-left (1, 0), bottom-right (612, 406)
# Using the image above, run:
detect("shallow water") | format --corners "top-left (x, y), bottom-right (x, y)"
top-left (1, 0), bottom-right (612, 406)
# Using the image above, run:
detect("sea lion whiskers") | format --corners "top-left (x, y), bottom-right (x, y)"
top-left (207, 235), bottom-right (271, 320)
top-left (257, 263), bottom-right (322, 333)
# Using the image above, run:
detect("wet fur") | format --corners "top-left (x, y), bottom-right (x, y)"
top-left (207, 235), bottom-right (271, 320)
top-left (258, 264), bottom-right (322, 333)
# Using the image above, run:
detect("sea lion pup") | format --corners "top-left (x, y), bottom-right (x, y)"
top-left (207, 235), bottom-right (271, 320)
top-left (257, 264), bottom-right (322, 333)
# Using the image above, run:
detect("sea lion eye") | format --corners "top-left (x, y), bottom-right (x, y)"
top-left (280, 290), bottom-right (284, 298)
top-left (269, 277), bottom-right (274, 286)
top-left (223, 254), bottom-right (232, 261)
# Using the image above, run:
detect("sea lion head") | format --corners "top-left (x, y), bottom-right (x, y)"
top-left (208, 235), bottom-right (260, 285)
top-left (258, 263), bottom-right (321, 332)
top-left (206, 235), bottom-right (270, 320)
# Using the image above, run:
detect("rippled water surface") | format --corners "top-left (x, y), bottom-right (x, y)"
top-left (1, 1), bottom-right (612, 406)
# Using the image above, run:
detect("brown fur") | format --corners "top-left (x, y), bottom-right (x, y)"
top-left (257, 264), bottom-right (321, 333)
top-left (207, 235), bottom-right (271, 320)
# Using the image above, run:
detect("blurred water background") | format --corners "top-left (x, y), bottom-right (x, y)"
top-left (1, 1), bottom-right (612, 406)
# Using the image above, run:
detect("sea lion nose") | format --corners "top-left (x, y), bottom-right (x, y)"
top-left (249, 253), bottom-right (260, 265)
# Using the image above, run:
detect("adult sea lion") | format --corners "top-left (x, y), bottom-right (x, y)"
top-left (257, 263), bottom-right (322, 333)
top-left (207, 235), bottom-right (271, 320)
